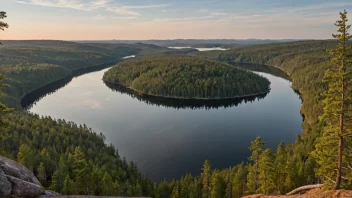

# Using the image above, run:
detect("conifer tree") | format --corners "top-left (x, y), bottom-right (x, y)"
top-left (0, 11), bottom-right (11, 125)
top-left (37, 162), bottom-right (47, 186)
top-left (312, 10), bottom-right (352, 189)
top-left (170, 185), bottom-right (180, 198)
top-left (257, 149), bottom-right (276, 195)
top-left (201, 160), bottom-right (212, 198)
top-left (17, 144), bottom-right (33, 169)
top-left (62, 174), bottom-right (75, 195)
top-left (210, 170), bottom-right (225, 198)
top-left (247, 137), bottom-right (265, 192)
top-left (0, 11), bottom-right (8, 45)
top-left (274, 141), bottom-right (287, 194)
top-left (50, 157), bottom-right (68, 193)
top-left (232, 163), bottom-right (247, 197)
top-left (102, 171), bottom-right (113, 196)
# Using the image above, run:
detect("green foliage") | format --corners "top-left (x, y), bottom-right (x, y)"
top-left (0, 11), bottom-right (9, 45)
top-left (312, 10), bottom-right (352, 189)
top-left (201, 160), bottom-right (212, 198)
top-left (103, 57), bottom-right (270, 99)
top-left (257, 149), bottom-right (276, 194)
top-left (151, 137), bottom-right (296, 198)
top-left (247, 136), bottom-right (265, 193)
top-left (0, 112), bottom-right (155, 196)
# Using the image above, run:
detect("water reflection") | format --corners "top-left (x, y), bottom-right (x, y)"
top-left (104, 82), bottom-right (268, 110)
top-left (229, 62), bottom-right (290, 80)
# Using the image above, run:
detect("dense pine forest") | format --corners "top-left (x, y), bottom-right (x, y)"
top-left (103, 57), bottom-right (270, 99)
top-left (0, 40), bottom-right (199, 196)
top-left (1, 9), bottom-right (352, 198)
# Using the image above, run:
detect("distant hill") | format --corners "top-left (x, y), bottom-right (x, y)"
top-left (76, 39), bottom-right (301, 47)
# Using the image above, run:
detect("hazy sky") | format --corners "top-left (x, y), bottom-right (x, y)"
top-left (1, 0), bottom-right (352, 40)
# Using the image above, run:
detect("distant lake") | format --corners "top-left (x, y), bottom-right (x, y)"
top-left (24, 61), bottom-right (302, 182)
top-left (168, 47), bottom-right (229, 51)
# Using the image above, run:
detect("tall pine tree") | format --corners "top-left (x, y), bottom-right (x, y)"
top-left (201, 160), bottom-right (212, 198)
top-left (0, 11), bottom-right (11, 126)
top-left (313, 10), bottom-right (352, 189)
top-left (247, 136), bottom-right (265, 193)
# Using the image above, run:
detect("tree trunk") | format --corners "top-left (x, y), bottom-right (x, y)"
top-left (286, 184), bottom-right (324, 196)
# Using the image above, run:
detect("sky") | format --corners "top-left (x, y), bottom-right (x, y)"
top-left (1, 0), bottom-right (352, 40)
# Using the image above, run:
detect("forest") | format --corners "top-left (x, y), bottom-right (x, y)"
top-left (1, 10), bottom-right (352, 198)
top-left (0, 41), bottom-right (204, 197)
top-left (0, 40), bottom-right (195, 108)
top-left (103, 57), bottom-right (270, 99)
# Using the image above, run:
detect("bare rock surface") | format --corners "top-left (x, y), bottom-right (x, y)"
top-left (242, 189), bottom-right (352, 198)
top-left (0, 155), bottom-right (48, 197)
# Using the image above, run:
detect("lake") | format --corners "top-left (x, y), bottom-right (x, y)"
top-left (168, 47), bottom-right (229, 51)
top-left (25, 61), bottom-right (302, 182)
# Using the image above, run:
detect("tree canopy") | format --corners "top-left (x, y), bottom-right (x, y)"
top-left (103, 57), bottom-right (270, 99)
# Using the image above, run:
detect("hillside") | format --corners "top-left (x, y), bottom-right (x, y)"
top-left (1, 39), bottom-right (350, 198)
top-left (147, 40), bottom-right (346, 197)
top-left (103, 56), bottom-right (270, 99)
top-left (0, 41), bottom-right (194, 107)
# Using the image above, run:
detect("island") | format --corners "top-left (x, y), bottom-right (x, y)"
top-left (103, 56), bottom-right (270, 99)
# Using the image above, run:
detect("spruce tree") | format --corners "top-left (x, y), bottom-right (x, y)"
top-left (312, 10), bottom-right (352, 189)
top-left (62, 174), bottom-right (75, 195)
top-left (201, 160), bottom-right (212, 198)
top-left (0, 12), bottom-right (11, 125)
top-left (37, 162), bottom-right (47, 186)
top-left (274, 141), bottom-right (287, 194)
top-left (170, 185), bottom-right (180, 198)
top-left (247, 137), bottom-right (265, 192)
top-left (102, 171), bottom-right (113, 196)
top-left (0, 11), bottom-right (9, 45)
top-left (257, 149), bottom-right (276, 195)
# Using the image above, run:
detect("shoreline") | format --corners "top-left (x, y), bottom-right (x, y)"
top-left (20, 59), bottom-right (120, 108)
top-left (103, 79), bottom-right (271, 101)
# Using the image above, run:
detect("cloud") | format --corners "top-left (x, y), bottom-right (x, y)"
top-left (15, 0), bottom-right (108, 11)
top-left (113, 8), bottom-right (140, 16)
top-left (153, 15), bottom-right (215, 23)
top-left (122, 4), bottom-right (170, 9)
top-left (111, 4), bottom-right (171, 16)
top-left (16, 0), bottom-right (171, 17)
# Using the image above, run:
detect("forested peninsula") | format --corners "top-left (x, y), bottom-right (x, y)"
top-left (103, 57), bottom-right (270, 99)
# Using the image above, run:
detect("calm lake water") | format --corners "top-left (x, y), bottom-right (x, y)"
top-left (26, 61), bottom-right (302, 182)
top-left (169, 47), bottom-right (229, 51)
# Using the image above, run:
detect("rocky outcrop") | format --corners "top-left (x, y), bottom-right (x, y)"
top-left (0, 155), bottom-right (56, 197)
top-left (242, 189), bottom-right (352, 198)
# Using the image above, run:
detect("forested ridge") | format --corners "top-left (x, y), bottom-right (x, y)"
top-left (1, 39), bottom-right (350, 197)
top-left (103, 57), bottom-right (270, 99)
top-left (153, 16), bottom-right (352, 197)
top-left (1, 10), bottom-right (352, 198)
top-left (0, 40), bottom-right (191, 108)
top-left (0, 40), bottom-right (196, 197)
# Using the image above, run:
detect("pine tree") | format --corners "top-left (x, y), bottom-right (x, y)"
top-left (62, 174), bottom-right (75, 195)
top-left (17, 144), bottom-right (33, 169)
top-left (257, 149), bottom-right (276, 195)
top-left (0, 11), bottom-right (12, 124)
top-left (274, 141), bottom-right (287, 194)
top-left (49, 157), bottom-right (67, 193)
top-left (0, 11), bottom-right (8, 46)
top-left (102, 171), bottom-right (113, 196)
top-left (170, 185), bottom-right (180, 198)
top-left (37, 162), bottom-right (47, 186)
top-left (201, 160), bottom-right (212, 198)
top-left (210, 170), bottom-right (225, 198)
top-left (312, 10), bottom-right (352, 190)
top-left (247, 137), bottom-right (265, 192)
top-left (232, 163), bottom-right (247, 197)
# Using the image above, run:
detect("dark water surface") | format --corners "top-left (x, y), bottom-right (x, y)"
top-left (25, 63), bottom-right (302, 182)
